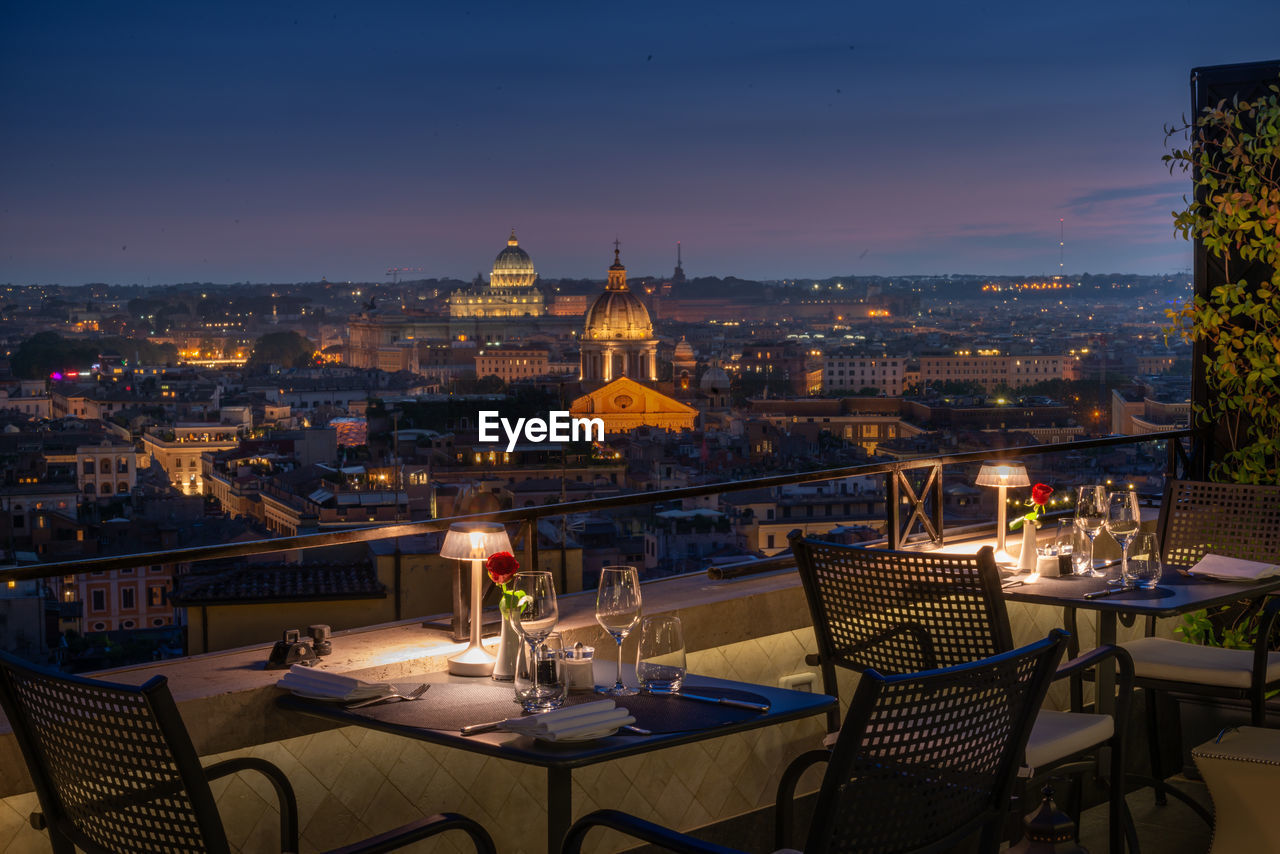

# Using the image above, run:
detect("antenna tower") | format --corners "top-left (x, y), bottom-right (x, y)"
top-left (1058, 218), bottom-right (1065, 278)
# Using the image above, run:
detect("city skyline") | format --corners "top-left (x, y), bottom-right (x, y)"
top-left (3, 1), bottom-right (1280, 285)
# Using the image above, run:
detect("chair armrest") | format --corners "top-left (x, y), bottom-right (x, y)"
top-left (563, 809), bottom-right (745, 854)
top-left (204, 757), bottom-right (299, 853)
top-left (1053, 644), bottom-right (1134, 716)
top-left (324, 812), bottom-right (496, 854)
top-left (1250, 597), bottom-right (1280, 697)
top-left (775, 749), bottom-right (831, 850)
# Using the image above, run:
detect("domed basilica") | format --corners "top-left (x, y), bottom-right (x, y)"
top-left (448, 231), bottom-right (546, 319)
top-left (580, 242), bottom-right (658, 384)
top-left (571, 242), bottom-right (696, 433)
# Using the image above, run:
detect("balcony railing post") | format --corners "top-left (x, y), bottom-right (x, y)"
top-left (887, 470), bottom-right (901, 550)
top-left (931, 461), bottom-right (944, 546)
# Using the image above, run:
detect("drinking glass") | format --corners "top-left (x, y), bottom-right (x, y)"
top-left (510, 571), bottom-right (558, 704)
top-left (596, 566), bottom-right (642, 696)
top-left (637, 615), bottom-right (686, 693)
top-left (1074, 485), bottom-right (1108, 577)
top-left (1106, 491), bottom-right (1141, 585)
top-left (1127, 531), bottom-right (1163, 590)
top-left (515, 632), bottom-right (565, 712)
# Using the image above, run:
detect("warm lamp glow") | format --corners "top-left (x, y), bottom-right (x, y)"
top-left (440, 521), bottom-right (511, 561)
top-left (975, 460), bottom-right (1030, 567)
top-left (440, 521), bottom-right (512, 677)
top-left (975, 461), bottom-right (1030, 488)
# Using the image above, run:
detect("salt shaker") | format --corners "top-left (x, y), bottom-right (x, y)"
top-left (563, 641), bottom-right (595, 692)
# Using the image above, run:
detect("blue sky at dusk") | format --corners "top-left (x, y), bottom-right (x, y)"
top-left (3, 1), bottom-right (1279, 286)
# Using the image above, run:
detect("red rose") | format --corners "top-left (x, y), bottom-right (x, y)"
top-left (1031, 483), bottom-right (1053, 506)
top-left (486, 551), bottom-right (520, 586)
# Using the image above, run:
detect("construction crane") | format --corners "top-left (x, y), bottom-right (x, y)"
top-left (386, 266), bottom-right (425, 284)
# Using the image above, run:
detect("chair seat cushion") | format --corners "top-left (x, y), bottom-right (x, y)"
top-left (1123, 636), bottom-right (1280, 690)
top-left (1024, 710), bottom-right (1113, 769)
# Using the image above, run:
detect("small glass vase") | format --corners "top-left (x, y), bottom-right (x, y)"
top-left (491, 606), bottom-right (520, 682)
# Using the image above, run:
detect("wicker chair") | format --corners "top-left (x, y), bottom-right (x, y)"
top-left (1122, 479), bottom-right (1280, 808)
top-left (0, 652), bottom-right (496, 854)
top-left (564, 632), bottom-right (1069, 854)
top-left (782, 534), bottom-right (1134, 854)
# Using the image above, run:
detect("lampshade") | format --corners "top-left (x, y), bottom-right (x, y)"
top-left (440, 521), bottom-right (511, 561)
top-left (974, 460), bottom-right (1030, 488)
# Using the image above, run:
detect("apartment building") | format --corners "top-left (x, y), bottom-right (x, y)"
top-left (821, 355), bottom-right (907, 395)
top-left (919, 353), bottom-right (1073, 390)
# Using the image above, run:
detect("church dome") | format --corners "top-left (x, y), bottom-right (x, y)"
top-left (585, 289), bottom-right (653, 340)
top-left (584, 243), bottom-right (653, 341)
top-left (673, 339), bottom-right (695, 361)
top-left (491, 230), bottom-right (536, 289)
top-left (700, 366), bottom-right (730, 391)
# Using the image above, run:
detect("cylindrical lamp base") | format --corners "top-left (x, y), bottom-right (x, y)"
top-left (448, 558), bottom-right (495, 677)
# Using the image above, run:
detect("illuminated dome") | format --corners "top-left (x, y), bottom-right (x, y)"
top-left (580, 242), bottom-right (659, 384)
top-left (584, 245), bottom-right (653, 341)
top-left (490, 230), bottom-right (536, 289)
top-left (673, 339), bottom-right (695, 361)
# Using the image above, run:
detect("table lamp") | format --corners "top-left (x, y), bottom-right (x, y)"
top-left (440, 521), bottom-right (512, 676)
top-left (975, 460), bottom-right (1030, 566)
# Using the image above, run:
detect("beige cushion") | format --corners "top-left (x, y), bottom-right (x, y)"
top-left (1024, 710), bottom-right (1113, 769)
top-left (1123, 636), bottom-right (1280, 690)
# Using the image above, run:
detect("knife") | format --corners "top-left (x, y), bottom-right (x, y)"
top-left (653, 689), bottom-right (770, 712)
top-left (1083, 585), bottom-right (1137, 599)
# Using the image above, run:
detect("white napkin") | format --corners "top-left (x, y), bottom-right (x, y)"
top-left (1188, 553), bottom-right (1280, 582)
top-left (276, 664), bottom-right (392, 701)
top-left (500, 699), bottom-right (635, 741)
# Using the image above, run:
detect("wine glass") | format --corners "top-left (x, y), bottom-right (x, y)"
top-left (1074, 485), bottom-right (1107, 577)
top-left (596, 566), bottom-right (642, 696)
top-left (1106, 491), bottom-right (1141, 585)
top-left (509, 571), bottom-right (558, 707)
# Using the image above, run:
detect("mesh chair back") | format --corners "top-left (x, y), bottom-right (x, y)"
top-left (0, 652), bottom-right (227, 854)
top-left (806, 631), bottom-right (1068, 854)
top-left (1159, 479), bottom-right (1280, 568)
top-left (791, 535), bottom-right (1013, 676)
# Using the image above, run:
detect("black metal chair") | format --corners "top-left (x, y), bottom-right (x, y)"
top-left (0, 651), bottom-right (496, 854)
top-left (782, 534), bottom-right (1135, 854)
top-left (1123, 479), bottom-right (1280, 810)
top-left (564, 631), bottom-right (1070, 854)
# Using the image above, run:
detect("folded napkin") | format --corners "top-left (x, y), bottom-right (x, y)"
top-left (1188, 553), bottom-right (1280, 582)
top-left (501, 699), bottom-right (634, 741)
top-left (276, 664), bottom-right (391, 701)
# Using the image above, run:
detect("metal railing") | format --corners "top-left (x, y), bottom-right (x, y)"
top-left (1, 429), bottom-right (1193, 593)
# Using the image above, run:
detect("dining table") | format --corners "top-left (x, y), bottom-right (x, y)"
top-left (277, 671), bottom-right (836, 852)
top-left (1002, 567), bottom-right (1280, 714)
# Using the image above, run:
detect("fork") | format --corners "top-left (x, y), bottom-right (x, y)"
top-left (346, 684), bottom-right (429, 709)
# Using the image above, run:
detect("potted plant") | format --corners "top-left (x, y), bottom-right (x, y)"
top-left (1163, 77), bottom-right (1280, 770)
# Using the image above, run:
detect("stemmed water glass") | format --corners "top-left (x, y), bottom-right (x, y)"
top-left (509, 571), bottom-right (559, 708)
top-left (1106, 491), bottom-right (1141, 585)
top-left (1074, 485), bottom-right (1108, 577)
top-left (596, 566), bottom-right (642, 696)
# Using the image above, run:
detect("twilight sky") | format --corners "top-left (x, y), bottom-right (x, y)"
top-left (3, 1), bottom-right (1279, 286)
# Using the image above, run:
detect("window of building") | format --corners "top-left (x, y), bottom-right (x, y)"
top-left (767, 534), bottom-right (775, 549)
top-left (91, 590), bottom-right (105, 612)
top-left (82, 460), bottom-right (95, 475)
top-left (121, 587), bottom-right (135, 609)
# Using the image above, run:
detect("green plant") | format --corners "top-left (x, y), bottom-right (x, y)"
top-left (1164, 80), bottom-right (1280, 484)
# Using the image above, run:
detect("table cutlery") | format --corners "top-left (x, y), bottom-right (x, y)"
top-left (1083, 585), bottom-right (1137, 600)
top-left (346, 684), bottom-right (429, 709)
top-left (652, 689), bottom-right (769, 712)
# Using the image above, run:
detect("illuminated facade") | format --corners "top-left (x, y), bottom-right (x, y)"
top-left (448, 231), bottom-right (546, 319)
top-left (580, 244), bottom-right (658, 385)
top-left (919, 353), bottom-right (1074, 390)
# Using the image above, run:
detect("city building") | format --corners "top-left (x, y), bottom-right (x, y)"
top-left (448, 231), bottom-right (546, 319)
top-left (822, 354), bottom-right (907, 396)
top-left (919, 352), bottom-right (1074, 390)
